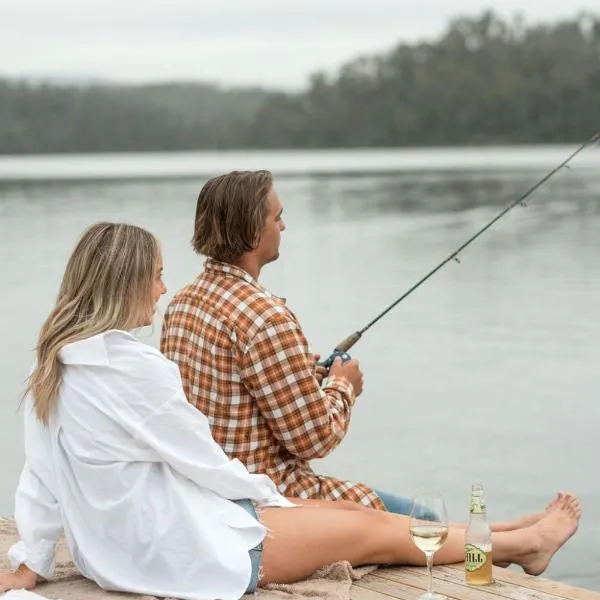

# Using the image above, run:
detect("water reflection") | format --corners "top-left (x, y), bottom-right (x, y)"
top-left (307, 170), bottom-right (599, 219)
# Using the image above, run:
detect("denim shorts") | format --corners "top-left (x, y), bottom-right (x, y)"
top-left (233, 499), bottom-right (263, 594)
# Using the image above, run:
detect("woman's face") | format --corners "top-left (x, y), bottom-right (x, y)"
top-left (140, 248), bottom-right (167, 327)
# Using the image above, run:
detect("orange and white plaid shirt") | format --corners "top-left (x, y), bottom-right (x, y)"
top-left (161, 258), bottom-right (384, 509)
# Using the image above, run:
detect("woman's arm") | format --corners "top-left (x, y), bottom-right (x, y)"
top-left (8, 461), bottom-right (63, 580)
top-left (6, 396), bottom-right (64, 583)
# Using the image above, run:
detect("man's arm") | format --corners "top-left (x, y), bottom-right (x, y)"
top-left (240, 312), bottom-right (356, 460)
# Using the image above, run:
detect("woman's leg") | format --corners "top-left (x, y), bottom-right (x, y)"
top-left (284, 498), bottom-right (370, 511)
top-left (258, 496), bottom-right (580, 586)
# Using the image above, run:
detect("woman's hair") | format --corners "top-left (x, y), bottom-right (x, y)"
top-left (25, 222), bottom-right (159, 424)
top-left (192, 170), bottom-right (273, 262)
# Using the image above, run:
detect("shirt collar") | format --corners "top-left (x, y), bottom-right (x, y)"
top-left (204, 258), bottom-right (286, 304)
top-left (59, 330), bottom-right (136, 366)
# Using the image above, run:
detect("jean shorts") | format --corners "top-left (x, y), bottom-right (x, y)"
top-left (374, 489), bottom-right (438, 520)
top-left (233, 499), bottom-right (263, 594)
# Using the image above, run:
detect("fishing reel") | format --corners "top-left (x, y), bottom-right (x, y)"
top-left (320, 349), bottom-right (352, 369)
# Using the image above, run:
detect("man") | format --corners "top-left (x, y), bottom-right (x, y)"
top-left (161, 170), bottom-right (411, 513)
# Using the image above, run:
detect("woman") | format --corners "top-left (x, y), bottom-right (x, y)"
top-left (0, 223), bottom-right (581, 600)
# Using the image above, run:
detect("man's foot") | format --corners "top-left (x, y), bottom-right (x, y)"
top-left (491, 492), bottom-right (574, 532)
top-left (519, 495), bottom-right (581, 576)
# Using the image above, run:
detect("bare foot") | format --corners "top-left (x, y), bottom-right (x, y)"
top-left (491, 492), bottom-right (574, 532)
top-left (519, 496), bottom-right (581, 576)
top-left (545, 492), bottom-right (578, 512)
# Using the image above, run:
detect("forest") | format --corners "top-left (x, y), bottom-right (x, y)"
top-left (1, 12), bottom-right (599, 153)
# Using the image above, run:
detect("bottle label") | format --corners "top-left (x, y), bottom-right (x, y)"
top-left (469, 498), bottom-right (486, 514)
top-left (465, 544), bottom-right (488, 571)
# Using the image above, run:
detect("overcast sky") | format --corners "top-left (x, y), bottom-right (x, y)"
top-left (1, 0), bottom-right (597, 89)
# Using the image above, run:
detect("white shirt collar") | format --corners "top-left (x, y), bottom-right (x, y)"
top-left (59, 330), bottom-right (135, 366)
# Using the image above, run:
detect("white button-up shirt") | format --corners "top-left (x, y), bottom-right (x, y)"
top-left (8, 330), bottom-right (294, 600)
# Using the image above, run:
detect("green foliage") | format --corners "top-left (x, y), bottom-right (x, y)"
top-left (252, 11), bottom-right (600, 147)
top-left (0, 81), bottom-right (267, 153)
top-left (1, 12), bottom-right (599, 153)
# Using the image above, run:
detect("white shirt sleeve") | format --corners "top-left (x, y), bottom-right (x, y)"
top-left (9, 463), bottom-right (63, 579)
top-left (8, 399), bottom-right (63, 579)
top-left (135, 390), bottom-right (294, 507)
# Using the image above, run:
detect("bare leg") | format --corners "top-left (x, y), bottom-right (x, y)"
top-left (258, 495), bottom-right (580, 586)
top-left (284, 498), bottom-right (370, 511)
top-left (450, 492), bottom-right (573, 533)
top-left (289, 493), bottom-right (572, 530)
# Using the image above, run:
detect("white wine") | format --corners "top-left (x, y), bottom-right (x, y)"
top-left (410, 525), bottom-right (449, 553)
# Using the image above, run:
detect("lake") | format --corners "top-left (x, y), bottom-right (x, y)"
top-left (1, 145), bottom-right (599, 589)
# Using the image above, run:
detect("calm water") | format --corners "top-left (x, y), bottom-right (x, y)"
top-left (1, 147), bottom-right (599, 588)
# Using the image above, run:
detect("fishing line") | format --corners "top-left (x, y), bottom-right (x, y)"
top-left (322, 131), bottom-right (600, 367)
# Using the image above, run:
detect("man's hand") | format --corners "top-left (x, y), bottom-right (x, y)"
top-left (313, 354), bottom-right (329, 385)
top-left (329, 357), bottom-right (364, 397)
top-left (0, 564), bottom-right (39, 595)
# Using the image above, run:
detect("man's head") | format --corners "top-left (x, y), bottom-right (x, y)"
top-left (192, 170), bottom-right (285, 267)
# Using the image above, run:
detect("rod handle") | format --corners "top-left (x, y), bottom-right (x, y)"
top-left (318, 332), bottom-right (362, 369)
top-left (334, 331), bottom-right (362, 352)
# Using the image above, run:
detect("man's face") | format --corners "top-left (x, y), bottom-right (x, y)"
top-left (256, 186), bottom-right (285, 266)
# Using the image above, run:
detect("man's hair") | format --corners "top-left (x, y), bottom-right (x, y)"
top-left (192, 170), bottom-right (273, 262)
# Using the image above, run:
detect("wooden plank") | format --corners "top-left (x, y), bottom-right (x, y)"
top-left (441, 563), bottom-right (600, 600)
top-left (371, 567), bottom-right (537, 600)
top-left (354, 573), bottom-right (424, 600)
top-left (427, 566), bottom-right (600, 600)
top-left (372, 566), bottom-right (600, 600)
top-left (351, 580), bottom-right (409, 600)
top-left (397, 564), bottom-right (559, 600)
top-left (475, 568), bottom-right (600, 600)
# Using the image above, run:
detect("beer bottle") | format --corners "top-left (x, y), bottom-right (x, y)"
top-left (465, 483), bottom-right (493, 585)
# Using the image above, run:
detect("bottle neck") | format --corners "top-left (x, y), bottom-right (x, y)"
top-left (469, 494), bottom-right (487, 519)
top-left (469, 511), bottom-right (487, 521)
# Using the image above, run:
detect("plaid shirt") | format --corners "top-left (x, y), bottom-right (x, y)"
top-left (161, 258), bottom-right (384, 509)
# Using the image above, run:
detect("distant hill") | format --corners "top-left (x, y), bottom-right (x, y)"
top-left (0, 81), bottom-right (269, 153)
top-left (1, 11), bottom-right (599, 154)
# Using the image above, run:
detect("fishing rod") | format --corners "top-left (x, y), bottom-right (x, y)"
top-left (321, 131), bottom-right (600, 369)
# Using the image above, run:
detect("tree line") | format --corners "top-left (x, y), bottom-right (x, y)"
top-left (1, 11), bottom-right (599, 154)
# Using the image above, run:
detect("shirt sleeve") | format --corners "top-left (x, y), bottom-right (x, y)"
top-left (8, 399), bottom-right (63, 580)
top-left (240, 312), bottom-right (356, 460)
top-left (135, 391), bottom-right (294, 507)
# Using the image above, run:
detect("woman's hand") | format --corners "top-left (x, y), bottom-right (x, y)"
top-left (0, 564), bottom-right (39, 594)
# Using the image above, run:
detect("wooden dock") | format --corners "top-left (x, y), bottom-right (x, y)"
top-left (352, 564), bottom-right (600, 600)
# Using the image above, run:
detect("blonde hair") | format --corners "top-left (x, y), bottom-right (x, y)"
top-left (192, 170), bottom-right (273, 262)
top-left (25, 222), bottom-right (159, 424)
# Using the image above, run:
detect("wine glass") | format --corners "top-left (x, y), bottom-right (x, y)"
top-left (409, 494), bottom-right (449, 600)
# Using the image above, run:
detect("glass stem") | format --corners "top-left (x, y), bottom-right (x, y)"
top-left (426, 551), bottom-right (434, 596)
